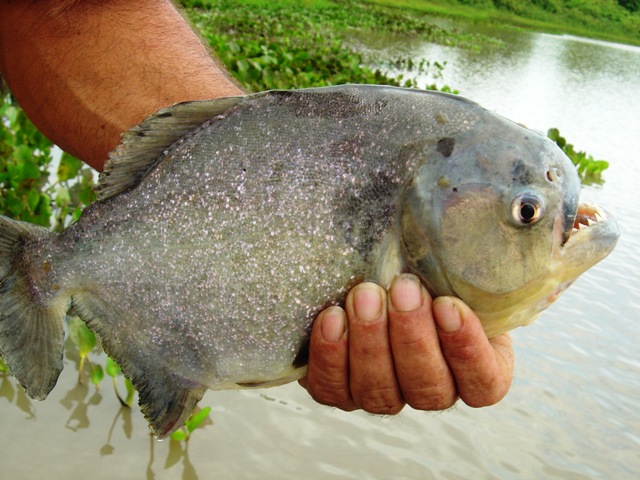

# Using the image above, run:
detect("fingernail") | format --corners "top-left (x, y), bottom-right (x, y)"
top-left (390, 274), bottom-right (423, 312)
top-left (433, 297), bottom-right (462, 333)
top-left (353, 283), bottom-right (383, 323)
top-left (320, 306), bottom-right (346, 342)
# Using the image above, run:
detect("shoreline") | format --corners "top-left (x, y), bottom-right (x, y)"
top-left (362, 0), bottom-right (640, 47)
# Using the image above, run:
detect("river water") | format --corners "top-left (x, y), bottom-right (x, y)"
top-left (2, 23), bottom-right (639, 480)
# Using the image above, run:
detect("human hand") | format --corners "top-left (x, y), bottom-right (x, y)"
top-left (299, 274), bottom-right (514, 413)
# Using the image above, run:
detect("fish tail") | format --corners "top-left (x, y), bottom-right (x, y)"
top-left (0, 216), bottom-right (66, 400)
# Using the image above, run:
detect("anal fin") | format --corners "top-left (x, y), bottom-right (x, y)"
top-left (71, 291), bottom-right (206, 439)
top-left (137, 374), bottom-right (207, 439)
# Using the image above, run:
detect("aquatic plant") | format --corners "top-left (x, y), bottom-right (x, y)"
top-left (68, 316), bottom-right (98, 384)
top-left (547, 128), bottom-right (609, 185)
top-left (185, 0), bottom-right (483, 92)
top-left (170, 407), bottom-right (213, 442)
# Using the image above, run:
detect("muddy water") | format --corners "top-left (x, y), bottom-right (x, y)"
top-left (2, 26), bottom-right (639, 480)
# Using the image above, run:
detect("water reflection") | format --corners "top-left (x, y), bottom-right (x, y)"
top-left (101, 406), bottom-right (132, 456)
top-left (0, 373), bottom-right (34, 418)
top-left (2, 361), bottom-right (205, 479)
top-left (150, 439), bottom-right (199, 480)
top-left (59, 381), bottom-right (102, 431)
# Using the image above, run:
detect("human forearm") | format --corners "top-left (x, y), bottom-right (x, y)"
top-left (0, 0), bottom-right (243, 171)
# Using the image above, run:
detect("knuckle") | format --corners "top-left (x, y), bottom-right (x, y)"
top-left (306, 370), bottom-right (351, 407)
top-left (307, 383), bottom-right (353, 409)
top-left (405, 385), bottom-right (458, 411)
top-left (355, 386), bottom-right (405, 415)
top-left (393, 328), bottom-right (433, 351)
top-left (462, 376), bottom-right (511, 408)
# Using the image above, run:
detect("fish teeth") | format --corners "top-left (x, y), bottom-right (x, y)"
top-left (595, 212), bottom-right (604, 222)
top-left (579, 219), bottom-right (588, 228)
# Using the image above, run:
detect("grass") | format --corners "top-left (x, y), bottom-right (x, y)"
top-left (362, 0), bottom-right (640, 46)
top-left (184, 0), bottom-right (495, 92)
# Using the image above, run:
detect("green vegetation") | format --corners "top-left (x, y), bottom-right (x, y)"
top-left (184, 0), bottom-right (477, 92)
top-left (547, 128), bottom-right (609, 184)
top-left (0, 98), bottom-right (95, 231)
top-left (67, 317), bottom-right (136, 406)
top-left (364, 0), bottom-right (640, 46)
top-left (170, 407), bottom-right (213, 442)
top-left (0, 0), bottom-right (611, 435)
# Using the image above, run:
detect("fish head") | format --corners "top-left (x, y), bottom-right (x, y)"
top-left (400, 121), bottom-right (619, 337)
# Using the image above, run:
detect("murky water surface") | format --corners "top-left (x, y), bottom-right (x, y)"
top-left (2, 24), bottom-right (639, 480)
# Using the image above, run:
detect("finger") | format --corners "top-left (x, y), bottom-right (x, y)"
top-left (299, 306), bottom-right (358, 410)
top-left (346, 282), bottom-right (405, 414)
top-left (433, 297), bottom-right (514, 407)
top-left (388, 274), bottom-right (458, 410)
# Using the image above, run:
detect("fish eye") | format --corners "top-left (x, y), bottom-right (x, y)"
top-left (511, 193), bottom-right (544, 225)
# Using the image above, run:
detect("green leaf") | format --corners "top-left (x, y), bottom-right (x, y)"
top-left (0, 355), bottom-right (8, 373)
top-left (55, 186), bottom-right (71, 208)
top-left (78, 180), bottom-right (96, 205)
top-left (57, 154), bottom-right (83, 181)
top-left (27, 189), bottom-right (41, 212)
top-left (90, 364), bottom-right (104, 386)
top-left (4, 105), bottom-right (19, 127)
top-left (15, 155), bottom-right (40, 180)
top-left (67, 317), bottom-right (83, 346)
top-left (77, 322), bottom-right (97, 358)
top-left (236, 58), bottom-right (250, 72)
top-left (106, 357), bottom-right (122, 377)
top-left (170, 429), bottom-right (187, 441)
top-left (547, 128), bottom-right (566, 148)
top-left (186, 406), bottom-right (212, 433)
top-left (124, 377), bottom-right (136, 406)
top-left (72, 207), bottom-right (85, 223)
top-left (68, 316), bottom-right (96, 358)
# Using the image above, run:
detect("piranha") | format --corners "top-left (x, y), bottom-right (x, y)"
top-left (0, 85), bottom-right (618, 437)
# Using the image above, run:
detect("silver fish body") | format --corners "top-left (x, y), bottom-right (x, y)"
top-left (0, 85), bottom-right (618, 437)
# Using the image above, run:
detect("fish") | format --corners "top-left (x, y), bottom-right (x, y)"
top-left (0, 85), bottom-right (619, 438)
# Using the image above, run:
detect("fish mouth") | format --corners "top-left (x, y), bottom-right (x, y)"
top-left (568, 201), bottom-right (608, 238)
top-left (541, 200), bottom-right (619, 310)
top-left (557, 198), bottom-right (619, 268)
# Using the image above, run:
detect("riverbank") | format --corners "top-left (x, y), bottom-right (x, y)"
top-left (362, 0), bottom-right (640, 46)
top-left (183, 0), bottom-right (500, 92)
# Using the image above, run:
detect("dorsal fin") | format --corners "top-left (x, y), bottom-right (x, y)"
top-left (96, 96), bottom-right (244, 201)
